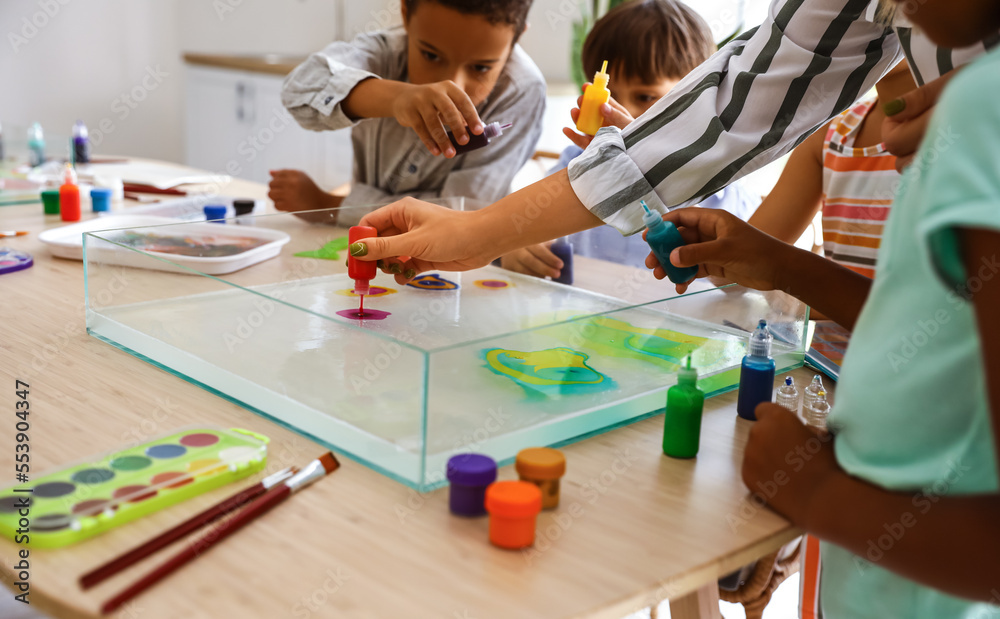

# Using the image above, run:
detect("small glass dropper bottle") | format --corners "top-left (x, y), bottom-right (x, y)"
top-left (775, 375), bottom-right (800, 414)
top-left (803, 375), bottom-right (825, 411)
top-left (447, 121), bottom-right (512, 155)
top-left (804, 389), bottom-right (831, 430)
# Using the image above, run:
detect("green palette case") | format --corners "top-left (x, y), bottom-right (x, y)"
top-left (0, 426), bottom-right (268, 548)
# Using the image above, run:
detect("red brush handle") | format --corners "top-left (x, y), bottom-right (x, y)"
top-left (101, 484), bottom-right (291, 614)
top-left (80, 482), bottom-right (268, 589)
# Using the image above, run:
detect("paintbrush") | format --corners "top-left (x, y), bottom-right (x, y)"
top-left (0, 231), bottom-right (29, 238)
top-left (100, 453), bottom-right (339, 614)
top-left (80, 467), bottom-right (297, 589)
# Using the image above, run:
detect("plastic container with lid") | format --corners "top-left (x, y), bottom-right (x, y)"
top-left (485, 481), bottom-right (542, 549)
top-left (90, 188), bottom-right (113, 213)
top-left (515, 447), bottom-right (566, 509)
top-left (446, 453), bottom-right (497, 517)
top-left (41, 189), bottom-right (61, 215)
top-left (204, 204), bottom-right (227, 223)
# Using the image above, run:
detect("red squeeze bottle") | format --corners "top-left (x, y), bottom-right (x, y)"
top-left (348, 226), bottom-right (377, 295)
top-left (60, 164), bottom-right (81, 222)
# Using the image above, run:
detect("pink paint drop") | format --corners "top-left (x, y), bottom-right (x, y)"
top-left (336, 308), bottom-right (391, 321)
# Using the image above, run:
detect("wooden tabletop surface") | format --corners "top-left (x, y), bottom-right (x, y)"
top-left (0, 166), bottom-right (827, 619)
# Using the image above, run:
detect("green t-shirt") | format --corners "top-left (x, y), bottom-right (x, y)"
top-left (820, 47), bottom-right (1000, 618)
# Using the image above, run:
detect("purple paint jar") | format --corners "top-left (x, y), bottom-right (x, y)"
top-left (446, 454), bottom-right (497, 517)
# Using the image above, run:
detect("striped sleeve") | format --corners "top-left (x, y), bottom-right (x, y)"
top-left (568, 0), bottom-right (903, 235)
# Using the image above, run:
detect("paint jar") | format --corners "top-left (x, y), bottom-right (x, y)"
top-left (204, 204), bottom-right (227, 223)
top-left (446, 453), bottom-right (497, 517)
top-left (485, 481), bottom-right (542, 549)
top-left (515, 447), bottom-right (566, 509)
top-left (41, 189), bottom-right (61, 215)
top-left (90, 188), bottom-right (113, 213)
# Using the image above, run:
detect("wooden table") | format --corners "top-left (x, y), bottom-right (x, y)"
top-left (0, 167), bottom-right (825, 619)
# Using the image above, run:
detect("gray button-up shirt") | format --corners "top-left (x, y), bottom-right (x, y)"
top-left (282, 28), bottom-right (546, 224)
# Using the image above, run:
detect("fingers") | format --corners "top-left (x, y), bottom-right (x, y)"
top-left (447, 83), bottom-right (484, 137)
top-left (600, 102), bottom-right (634, 130)
top-left (882, 70), bottom-right (956, 122)
top-left (670, 240), bottom-right (725, 269)
top-left (437, 89), bottom-right (470, 148)
top-left (562, 127), bottom-right (593, 150)
top-left (419, 105), bottom-right (454, 157)
top-left (882, 110), bottom-right (932, 161)
top-left (409, 119), bottom-right (442, 157)
top-left (523, 244), bottom-right (563, 279)
top-left (894, 153), bottom-right (915, 173)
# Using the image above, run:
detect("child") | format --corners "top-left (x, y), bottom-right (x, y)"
top-left (647, 8), bottom-right (1000, 615)
top-left (742, 60), bottom-right (917, 365)
top-left (502, 0), bottom-right (759, 278)
top-left (748, 60), bottom-right (917, 279)
top-left (273, 0), bottom-right (545, 227)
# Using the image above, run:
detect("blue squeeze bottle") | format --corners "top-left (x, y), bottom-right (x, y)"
top-left (736, 319), bottom-right (776, 420)
top-left (550, 237), bottom-right (574, 285)
top-left (641, 200), bottom-right (698, 284)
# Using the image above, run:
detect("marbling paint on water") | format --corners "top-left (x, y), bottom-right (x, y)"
top-left (556, 316), bottom-right (727, 371)
top-left (474, 279), bottom-right (511, 290)
top-left (407, 274), bottom-right (459, 290)
top-left (336, 308), bottom-right (392, 321)
top-left (336, 287), bottom-right (397, 298)
top-left (482, 347), bottom-right (613, 397)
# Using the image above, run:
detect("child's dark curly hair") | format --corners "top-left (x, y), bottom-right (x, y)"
top-left (404, 0), bottom-right (533, 42)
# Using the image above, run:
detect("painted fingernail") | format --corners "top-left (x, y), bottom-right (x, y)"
top-left (404, 268), bottom-right (417, 279)
top-left (389, 263), bottom-right (402, 274)
top-left (883, 98), bottom-right (905, 116)
top-left (349, 242), bottom-right (368, 257)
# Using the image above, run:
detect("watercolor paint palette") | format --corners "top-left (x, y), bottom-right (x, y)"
top-left (82, 212), bottom-right (809, 490)
top-left (0, 427), bottom-right (268, 548)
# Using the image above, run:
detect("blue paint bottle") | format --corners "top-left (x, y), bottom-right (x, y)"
top-left (550, 237), bottom-right (573, 285)
top-left (736, 319), bottom-right (775, 421)
top-left (640, 200), bottom-right (698, 284)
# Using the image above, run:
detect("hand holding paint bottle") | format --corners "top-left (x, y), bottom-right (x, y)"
top-left (641, 200), bottom-right (698, 284)
top-left (576, 61), bottom-right (610, 136)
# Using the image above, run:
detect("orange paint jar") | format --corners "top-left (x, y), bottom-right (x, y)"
top-left (515, 447), bottom-right (566, 509)
top-left (485, 481), bottom-right (542, 549)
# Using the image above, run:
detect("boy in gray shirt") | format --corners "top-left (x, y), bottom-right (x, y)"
top-left (273, 0), bottom-right (545, 227)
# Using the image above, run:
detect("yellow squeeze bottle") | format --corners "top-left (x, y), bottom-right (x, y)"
top-left (576, 60), bottom-right (611, 136)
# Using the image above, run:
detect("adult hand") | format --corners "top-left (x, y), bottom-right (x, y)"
top-left (501, 242), bottom-right (564, 279)
top-left (562, 83), bottom-right (635, 149)
top-left (882, 70), bottom-right (957, 172)
top-left (645, 208), bottom-right (792, 294)
top-left (392, 81), bottom-right (484, 158)
top-left (354, 197), bottom-right (496, 284)
top-left (741, 403), bottom-right (840, 526)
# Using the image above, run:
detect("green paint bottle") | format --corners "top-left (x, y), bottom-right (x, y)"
top-left (662, 357), bottom-right (704, 459)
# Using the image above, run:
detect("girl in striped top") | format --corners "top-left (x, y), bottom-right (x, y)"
top-left (748, 60), bottom-right (916, 279)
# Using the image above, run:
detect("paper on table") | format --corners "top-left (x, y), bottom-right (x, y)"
top-left (76, 162), bottom-right (229, 190)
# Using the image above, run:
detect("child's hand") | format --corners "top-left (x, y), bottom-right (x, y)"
top-left (646, 208), bottom-right (791, 294)
top-left (269, 170), bottom-right (343, 223)
top-left (742, 403), bottom-right (840, 526)
top-left (392, 81), bottom-right (484, 158)
top-left (562, 83), bottom-right (635, 149)
top-left (500, 243), bottom-right (564, 279)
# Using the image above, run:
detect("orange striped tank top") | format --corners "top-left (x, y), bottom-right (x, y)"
top-left (821, 97), bottom-right (900, 278)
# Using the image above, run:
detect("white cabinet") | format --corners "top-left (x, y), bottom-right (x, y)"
top-left (184, 65), bottom-right (352, 188)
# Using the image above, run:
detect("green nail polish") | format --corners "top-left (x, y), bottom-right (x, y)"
top-left (389, 263), bottom-right (402, 274)
top-left (883, 98), bottom-right (905, 116)
top-left (404, 268), bottom-right (417, 279)
top-left (349, 242), bottom-right (368, 257)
